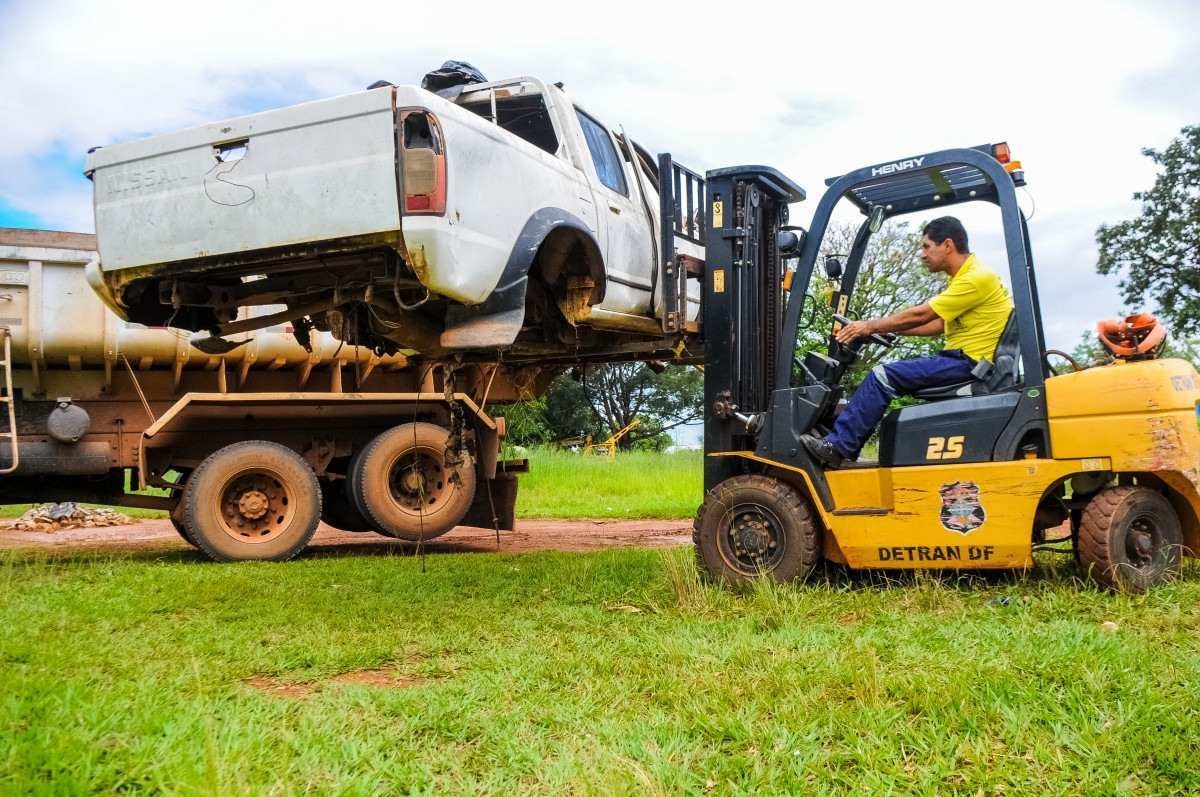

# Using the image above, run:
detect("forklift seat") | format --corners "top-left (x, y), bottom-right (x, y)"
top-left (912, 311), bottom-right (1019, 401)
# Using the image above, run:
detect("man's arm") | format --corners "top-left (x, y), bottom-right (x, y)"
top-left (835, 304), bottom-right (940, 344)
top-left (904, 316), bottom-right (944, 336)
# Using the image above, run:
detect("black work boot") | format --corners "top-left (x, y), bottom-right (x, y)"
top-left (800, 433), bottom-right (845, 468)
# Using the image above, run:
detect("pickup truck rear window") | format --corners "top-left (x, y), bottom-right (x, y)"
top-left (460, 94), bottom-right (559, 155)
top-left (575, 110), bottom-right (628, 196)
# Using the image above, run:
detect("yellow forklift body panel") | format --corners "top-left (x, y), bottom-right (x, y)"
top-left (821, 459), bottom-right (1093, 569)
top-left (1045, 358), bottom-right (1200, 486)
top-left (710, 452), bottom-right (1094, 568)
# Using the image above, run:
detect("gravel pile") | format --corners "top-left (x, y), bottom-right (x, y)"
top-left (1, 502), bottom-right (134, 532)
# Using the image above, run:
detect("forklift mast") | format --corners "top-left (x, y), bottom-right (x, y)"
top-left (700, 166), bottom-right (806, 491)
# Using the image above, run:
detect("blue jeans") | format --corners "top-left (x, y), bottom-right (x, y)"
top-left (825, 351), bottom-right (976, 459)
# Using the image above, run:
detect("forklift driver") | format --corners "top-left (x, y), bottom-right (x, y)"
top-left (801, 216), bottom-right (1014, 468)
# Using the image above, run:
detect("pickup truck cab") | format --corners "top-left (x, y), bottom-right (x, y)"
top-left (85, 75), bottom-right (704, 362)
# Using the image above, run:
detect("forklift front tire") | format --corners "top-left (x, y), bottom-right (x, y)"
top-left (693, 474), bottom-right (821, 585)
top-left (1078, 485), bottom-right (1182, 592)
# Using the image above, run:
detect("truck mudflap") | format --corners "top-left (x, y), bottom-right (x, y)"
top-left (86, 87), bottom-right (402, 275)
top-left (460, 458), bottom-right (528, 531)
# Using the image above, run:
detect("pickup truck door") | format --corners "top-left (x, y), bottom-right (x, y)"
top-left (573, 108), bottom-right (655, 317)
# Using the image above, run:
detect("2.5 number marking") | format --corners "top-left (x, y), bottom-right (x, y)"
top-left (926, 435), bottom-right (965, 460)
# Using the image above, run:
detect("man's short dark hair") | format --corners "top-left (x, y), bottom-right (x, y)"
top-left (923, 216), bottom-right (969, 254)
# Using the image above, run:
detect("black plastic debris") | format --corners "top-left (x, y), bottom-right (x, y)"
top-left (421, 60), bottom-right (487, 98)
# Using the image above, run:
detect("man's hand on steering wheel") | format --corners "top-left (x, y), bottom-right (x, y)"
top-left (835, 319), bottom-right (877, 345)
top-left (832, 314), bottom-right (896, 348)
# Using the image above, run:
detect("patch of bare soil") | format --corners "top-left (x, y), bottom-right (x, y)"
top-left (242, 676), bottom-right (317, 699)
top-left (330, 669), bottom-right (428, 689)
top-left (0, 518), bottom-right (693, 557)
top-left (243, 669), bottom-right (429, 699)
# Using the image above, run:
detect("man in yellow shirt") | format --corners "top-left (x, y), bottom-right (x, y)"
top-left (802, 216), bottom-right (1014, 467)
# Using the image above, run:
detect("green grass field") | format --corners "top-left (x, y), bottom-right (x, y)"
top-left (513, 449), bottom-right (702, 519)
top-left (2, 545), bottom-right (1199, 794)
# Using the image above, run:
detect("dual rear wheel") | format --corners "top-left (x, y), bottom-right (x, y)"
top-left (345, 422), bottom-right (476, 541)
top-left (173, 422), bottom-right (476, 561)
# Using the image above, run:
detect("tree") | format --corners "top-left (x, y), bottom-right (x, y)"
top-left (580, 363), bottom-right (703, 449)
top-left (1097, 126), bottom-right (1200, 334)
top-left (496, 363), bottom-right (703, 451)
top-left (798, 221), bottom-right (944, 388)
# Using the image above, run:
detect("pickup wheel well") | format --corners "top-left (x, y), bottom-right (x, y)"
top-left (533, 227), bottom-right (605, 310)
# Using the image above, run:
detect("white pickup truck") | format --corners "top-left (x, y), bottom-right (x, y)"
top-left (85, 75), bottom-right (706, 362)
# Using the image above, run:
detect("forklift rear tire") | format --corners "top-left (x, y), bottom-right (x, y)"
top-left (1078, 485), bottom-right (1182, 592)
top-left (350, 422), bottom-right (476, 541)
top-left (693, 474), bottom-right (821, 585)
top-left (181, 440), bottom-right (322, 562)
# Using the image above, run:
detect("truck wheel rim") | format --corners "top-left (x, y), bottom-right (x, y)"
top-left (217, 469), bottom-right (295, 543)
top-left (719, 503), bottom-right (787, 575)
top-left (386, 449), bottom-right (449, 514)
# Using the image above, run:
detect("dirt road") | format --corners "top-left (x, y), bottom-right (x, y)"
top-left (0, 518), bottom-right (693, 558)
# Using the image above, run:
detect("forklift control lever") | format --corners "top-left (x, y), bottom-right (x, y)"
top-left (832, 313), bottom-right (896, 348)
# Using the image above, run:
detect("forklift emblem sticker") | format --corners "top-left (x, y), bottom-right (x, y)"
top-left (939, 481), bottom-right (986, 534)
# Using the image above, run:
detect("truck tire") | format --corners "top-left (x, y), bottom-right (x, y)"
top-left (181, 440), bottom-right (321, 562)
top-left (693, 474), bottom-right (821, 585)
top-left (320, 479), bottom-right (374, 532)
top-left (169, 514), bottom-right (199, 549)
top-left (346, 446), bottom-right (371, 519)
top-left (351, 422), bottom-right (476, 541)
top-left (1078, 485), bottom-right (1182, 592)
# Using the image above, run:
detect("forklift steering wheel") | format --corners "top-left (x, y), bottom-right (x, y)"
top-left (1042, 349), bottom-right (1084, 376)
top-left (832, 313), bottom-right (896, 349)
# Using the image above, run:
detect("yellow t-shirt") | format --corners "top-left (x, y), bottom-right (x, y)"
top-left (927, 254), bottom-right (1013, 362)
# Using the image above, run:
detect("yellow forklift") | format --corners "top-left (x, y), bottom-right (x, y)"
top-left (683, 147), bottom-right (1200, 591)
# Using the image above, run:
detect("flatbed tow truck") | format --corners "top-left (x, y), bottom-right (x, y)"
top-left (692, 145), bottom-right (1200, 592)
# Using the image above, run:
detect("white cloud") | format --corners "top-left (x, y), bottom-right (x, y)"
top-left (1, 0), bottom-right (1195, 347)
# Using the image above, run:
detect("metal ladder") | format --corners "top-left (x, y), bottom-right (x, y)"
top-left (0, 328), bottom-right (18, 474)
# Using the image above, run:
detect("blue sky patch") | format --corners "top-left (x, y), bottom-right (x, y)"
top-left (0, 198), bottom-right (44, 229)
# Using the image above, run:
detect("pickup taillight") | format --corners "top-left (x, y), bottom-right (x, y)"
top-left (401, 111), bottom-right (446, 215)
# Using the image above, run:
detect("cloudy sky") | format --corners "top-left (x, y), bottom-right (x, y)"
top-left (2, 0), bottom-right (1196, 350)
